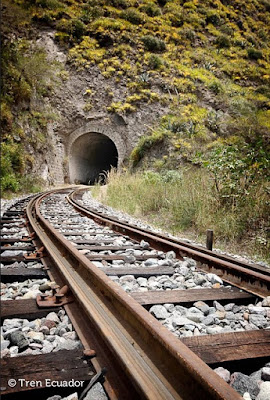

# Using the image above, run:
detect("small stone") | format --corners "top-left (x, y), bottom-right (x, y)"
top-left (42, 341), bottom-right (54, 354)
top-left (261, 367), bottom-right (270, 381)
top-left (1, 340), bottom-right (10, 351)
top-left (158, 259), bottom-right (172, 267)
top-left (27, 331), bottom-right (44, 343)
top-left (224, 303), bottom-right (235, 311)
top-left (248, 306), bottom-right (267, 316)
top-left (243, 393), bottom-right (252, 400)
top-left (149, 305), bottom-right (170, 319)
top-left (256, 382), bottom-right (270, 400)
top-left (186, 309), bottom-right (204, 323)
top-left (137, 277), bottom-right (147, 287)
top-left (213, 301), bottom-right (224, 311)
top-left (21, 290), bottom-right (40, 300)
top-left (183, 258), bottom-right (196, 268)
top-left (10, 331), bottom-right (29, 351)
top-left (230, 372), bottom-right (259, 398)
top-left (206, 326), bottom-right (223, 334)
top-left (62, 331), bottom-right (77, 340)
top-left (215, 310), bottom-right (226, 320)
top-left (172, 317), bottom-right (192, 327)
top-left (9, 346), bottom-right (19, 357)
top-left (212, 283), bottom-right (221, 289)
top-left (207, 273), bottom-right (223, 285)
top-left (214, 367), bottom-right (230, 382)
top-left (29, 343), bottom-right (43, 350)
top-left (166, 251), bottom-right (176, 259)
top-left (179, 266), bottom-right (189, 276)
top-left (194, 301), bottom-right (210, 314)
top-left (202, 315), bottom-right (215, 326)
top-left (46, 312), bottom-right (60, 324)
top-left (144, 258), bottom-right (158, 267)
top-left (249, 314), bottom-right (267, 328)
top-left (42, 320), bottom-right (56, 330)
top-left (262, 297), bottom-right (270, 307)
top-left (226, 312), bottom-right (236, 321)
top-left (64, 393), bottom-right (79, 400)
top-left (53, 337), bottom-right (81, 351)
top-left (39, 283), bottom-right (51, 291)
top-left (163, 303), bottom-right (174, 312)
top-left (140, 240), bottom-right (150, 249)
top-left (39, 326), bottom-right (50, 335)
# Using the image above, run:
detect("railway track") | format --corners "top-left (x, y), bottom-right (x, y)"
top-left (1, 187), bottom-right (270, 400)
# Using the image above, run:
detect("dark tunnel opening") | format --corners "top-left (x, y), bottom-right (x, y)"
top-left (69, 132), bottom-right (118, 185)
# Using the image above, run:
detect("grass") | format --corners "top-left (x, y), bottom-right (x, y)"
top-left (92, 169), bottom-right (270, 262)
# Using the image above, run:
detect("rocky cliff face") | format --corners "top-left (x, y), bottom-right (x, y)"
top-left (34, 30), bottom-right (169, 184)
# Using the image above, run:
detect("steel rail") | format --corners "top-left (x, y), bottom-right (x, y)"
top-left (26, 189), bottom-right (241, 399)
top-left (67, 189), bottom-right (270, 298)
top-left (69, 189), bottom-right (270, 275)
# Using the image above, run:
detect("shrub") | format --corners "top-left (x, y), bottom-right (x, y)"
top-left (208, 80), bottom-right (223, 95)
top-left (139, 3), bottom-right (161, 17)
top-left (130, 129), bottom-right (167, 166)
top-left (170, 12), bottom-right (184, 27)
top-left (247, 48), bottom-right (263, 60)
top-left (36, 0), bottom-right (63, 10)
top-left (120, 8), bottom-right (144, 25)
top-left (71, 19), bottom-right (86, 39)
top-left (107, 0), bottom-right (130, 8)
top-left (215, 35), bottom-right (231, 48)
top-left (148, 54), bottom-right (163, 69)
top-left (206, 12), bottom-right (221, 26)
top-left (141, 35), bottom-right (166, 52)
top-left (80, 5), bottom-right (104, 23)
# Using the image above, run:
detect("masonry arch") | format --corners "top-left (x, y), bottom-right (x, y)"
top-left (68, 123), bottom-right (126, 184)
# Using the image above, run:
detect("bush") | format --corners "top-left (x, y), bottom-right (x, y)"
top-left (71, 19), bottom-right (86, 39)
top-left (141, 35), bottom-right (166, 52)
top-left (139, 3), bottom-right (161, 17)
top-left (120, 8), bottom-right (144, 25)
top-left (148, 54), bottom-right (163, 69)
top-left (247, 48), bottom-right (263, 60)
top-left (130, 129), bottom-right (167, 166)
top-left (36, 0), bottom-right (63, 10)
top-left (206, 12), bottom-right (221, 26)
top-left (208, 80), bottom-right (223, 95)
top-left (80, 5), bottom-right (104, 23)
top-left (215, 35), bottom-right (231, 48)
top-left (107, 0), bottom-right (130, 8)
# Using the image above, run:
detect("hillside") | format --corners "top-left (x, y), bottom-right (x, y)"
top-left (1, 0), bottom-right (270, 258)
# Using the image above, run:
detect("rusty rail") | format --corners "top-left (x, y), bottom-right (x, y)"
top-left (67, 189), bottom-right (270, 298)
top-left (25, 189), bottom-right (242, 399)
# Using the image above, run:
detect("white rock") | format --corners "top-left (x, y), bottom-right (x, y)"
top-left (46, 312), bottom-right (60, 323)
top-left (27, 331), bottom-right (44, 343)
top-left (149, 305), bottom-right (169, 319)
top-left (256, 382), bottom-right (270, 400)
top-left (262, 297), bottom-right (270, 307)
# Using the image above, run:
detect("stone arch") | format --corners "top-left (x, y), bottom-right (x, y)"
top-left (67, 123), bottom-right (126, 184)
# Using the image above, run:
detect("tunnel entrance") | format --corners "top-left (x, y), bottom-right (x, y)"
top-left (69, 132), bottom-right (118, 184)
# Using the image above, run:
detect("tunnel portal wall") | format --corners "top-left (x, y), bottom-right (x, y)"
top-left (67, 123), bottom-right (127, 184)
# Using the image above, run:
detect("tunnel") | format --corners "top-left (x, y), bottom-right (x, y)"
top-left (69, 132), bottom-right (118, 184)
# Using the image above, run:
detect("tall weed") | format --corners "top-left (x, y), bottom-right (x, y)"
top-left (92, 169), bottom-right (269, 261)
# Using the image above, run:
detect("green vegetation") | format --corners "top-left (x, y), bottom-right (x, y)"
top-left (1, 0), bottom-right (59, 196)
top-left (92, 168), bottom-right (270, 261)
top-left (3, 0), bottom-right (270, 258)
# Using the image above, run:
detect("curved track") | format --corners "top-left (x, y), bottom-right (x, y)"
top-left (1, 187), bottom-right (270, 400)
